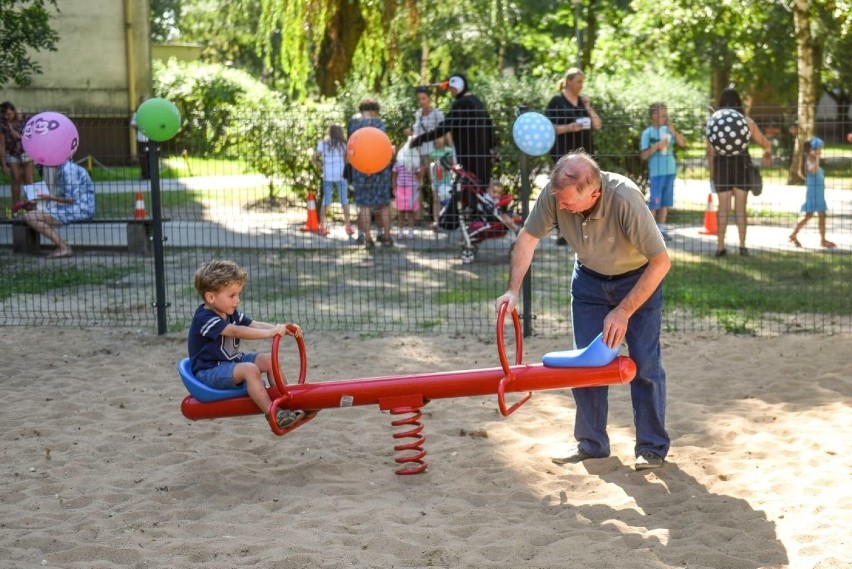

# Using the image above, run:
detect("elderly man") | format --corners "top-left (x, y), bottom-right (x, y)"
top-left (496, 151), bottom-right (671, 470)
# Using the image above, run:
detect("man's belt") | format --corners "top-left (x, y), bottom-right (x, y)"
top-left (578, 262), bottom-right (648, 281)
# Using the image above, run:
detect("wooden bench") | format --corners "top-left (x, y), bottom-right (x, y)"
top-left (0, 217), bottom-right (168, 255)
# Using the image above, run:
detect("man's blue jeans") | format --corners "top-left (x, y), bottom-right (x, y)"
top-left (569, 262), bottom-right (669, 459)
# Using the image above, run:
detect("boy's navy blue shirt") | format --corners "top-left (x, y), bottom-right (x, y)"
top-left (188, 303), bottom-right (254, 375)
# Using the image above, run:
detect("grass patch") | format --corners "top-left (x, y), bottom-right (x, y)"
top-left (0, 264), bottom-right (142, 301)
top-left (665, 250), bottom-right (851, 329)
top-left (666, 210), bottom-right (704, 226)
top-left (85, 155), bottom-right (258, 182)
top-left (435, 284), bottom-right (499, 304)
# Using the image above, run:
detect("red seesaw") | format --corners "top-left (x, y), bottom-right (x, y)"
top-left (180, 304), bottom-right (636, 475)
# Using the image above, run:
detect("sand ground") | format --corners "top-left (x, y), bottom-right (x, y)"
top-left (1, 327), bottom-right (850, 569)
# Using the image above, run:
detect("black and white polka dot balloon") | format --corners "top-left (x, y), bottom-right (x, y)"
top-left (706, 108), bottom-right (750, 155)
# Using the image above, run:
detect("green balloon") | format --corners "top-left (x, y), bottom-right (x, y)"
top-left (136, 97), bottom-right (181, 142)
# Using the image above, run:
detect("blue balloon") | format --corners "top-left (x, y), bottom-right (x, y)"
top-left (512, 112), bottom-right (555, 156)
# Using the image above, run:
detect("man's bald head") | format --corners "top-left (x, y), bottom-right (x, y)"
top-left (551, 151), bottom-right (602, 195)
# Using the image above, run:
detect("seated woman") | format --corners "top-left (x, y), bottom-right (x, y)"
top-left (23, 160), bottom-right (95, 258)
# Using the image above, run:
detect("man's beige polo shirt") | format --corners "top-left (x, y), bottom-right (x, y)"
top-left (524, 171), bottom-right (666, 276)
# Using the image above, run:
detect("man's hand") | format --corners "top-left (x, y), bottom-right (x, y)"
top-left (495, 291), bottom-right (519, 315)
top-left (602, 306), bottom-right (629, 349)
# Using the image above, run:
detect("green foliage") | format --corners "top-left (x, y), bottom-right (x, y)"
top-left (154, 59), bottom-right (284, 154)
top-left (238, 101), bottom-right (329, 198)
top-left (0, 0), bottom-right (59, 88)
top-left (150, 0), bottom-right (181, 42)
top-left (585, 71), bottom-right (707, 190)
top-left (154, 59), bottom-right (324, 197)
top-left (474, 74), bottom-right (555, 187)
top-left (164, 0), bottom-right (851, 112)
top-left (618, 0), bottom-right (801, 101)
top-left (158, 0), bottom-right (267, 76)
top-left (332, 74), bottom-right (417, 143)
top-left (819, 0), bottom-right (852, 89)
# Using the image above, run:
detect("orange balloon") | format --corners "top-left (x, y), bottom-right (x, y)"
top-left (347, 126), bottom-right (393, 175)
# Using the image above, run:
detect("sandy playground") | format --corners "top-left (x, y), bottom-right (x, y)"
top-left (1, 326), bottom-right (850, 569)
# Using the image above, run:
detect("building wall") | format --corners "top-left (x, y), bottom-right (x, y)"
top-left (2, 0), bottom-right (151, 114)
top-left (0, 0), bottom-right (151, 163)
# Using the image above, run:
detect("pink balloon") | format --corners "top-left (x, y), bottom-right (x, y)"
top-left (21, 112), bottom-right (79, 166)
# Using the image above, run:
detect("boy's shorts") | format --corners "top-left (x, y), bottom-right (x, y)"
top-left (648, 174), bottom-right (676, 210)
top-left (195, 352), bottom-right (258, 390)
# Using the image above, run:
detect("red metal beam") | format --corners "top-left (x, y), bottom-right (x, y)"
top-left (180, 357), bottom-right (635, 421)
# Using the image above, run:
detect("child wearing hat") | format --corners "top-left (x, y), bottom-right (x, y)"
top-left (788, 137), bottom-right (836, 249)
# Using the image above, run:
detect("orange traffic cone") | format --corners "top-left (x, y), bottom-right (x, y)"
top-left (134, 191), bottom-right (147, 219)
top-left (300, 191), bottom-right (320, 232)
top-left (698, 193), bottom-right (717, 235)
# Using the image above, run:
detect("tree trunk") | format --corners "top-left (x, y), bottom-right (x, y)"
top-left (494, 0), bottom-right (506, 72)
top-left (790, 0), bottom-right (817, 185)
top-left (377, 0), bottom-right (399, 90)
top-left (420, 39), bottom-right (430, 84)
top-left (317, 0), bottom-right (366, 97)
top-left (582, 0), bottom-right (598, 71)
top-left (710, 67), bottom-right (731, 107)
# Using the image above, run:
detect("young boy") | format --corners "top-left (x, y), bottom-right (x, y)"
top-left (640, 102), bottom-right (685, 241)
top-left (188, 260), bottom-right (305, 429)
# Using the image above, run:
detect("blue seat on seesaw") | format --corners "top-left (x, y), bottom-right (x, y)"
top-left (541, 333), bottom-right (619, 368)
top-left (178, 358), bottom-right (248, 402)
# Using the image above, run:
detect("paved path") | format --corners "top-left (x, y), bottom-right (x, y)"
top-left (2, 176), bottom-right (850, 253)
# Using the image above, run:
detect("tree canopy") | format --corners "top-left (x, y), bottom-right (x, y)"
top-left (0, 0), bottom-right (59, 88)
top-left (153, 0), bottom-right (851, 108)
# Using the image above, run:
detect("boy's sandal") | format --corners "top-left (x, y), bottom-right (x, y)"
top-left (275, 409), bottom-right (305, 428)
top-left (821, 240), bottom-right (836, 249)
top-left (788, 235), bottom-right (802, 248)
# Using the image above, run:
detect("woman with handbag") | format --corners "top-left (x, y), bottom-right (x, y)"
top-left (706, 88), bottom-right (772, 257)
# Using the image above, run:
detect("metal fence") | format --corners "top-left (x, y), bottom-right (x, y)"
top-left (1, 107), bottom-right (850, 336)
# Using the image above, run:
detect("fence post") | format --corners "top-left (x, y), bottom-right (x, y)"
top-left (147, 143), bottom-right (169, 335)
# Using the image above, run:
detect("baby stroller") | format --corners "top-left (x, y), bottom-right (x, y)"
top-left (437, 159), bottom-right (521, 264)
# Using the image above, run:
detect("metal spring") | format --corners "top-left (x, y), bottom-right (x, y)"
top-left (390, 406), bottom-right (427, 475)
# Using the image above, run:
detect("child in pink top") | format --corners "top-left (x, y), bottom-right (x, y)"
top-left (392, 143), bottom-right (422, 239)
